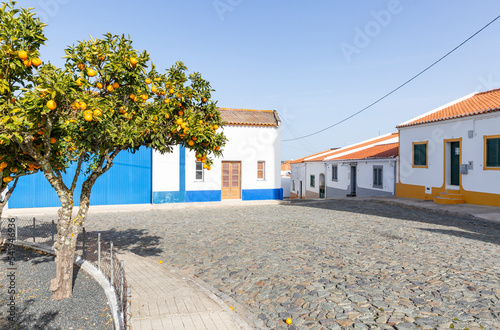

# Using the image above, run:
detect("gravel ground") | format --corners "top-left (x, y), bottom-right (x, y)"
top-left (80, 199), bottom-right (500, 329)
top-left (0, 245), bottom-right (114, 330)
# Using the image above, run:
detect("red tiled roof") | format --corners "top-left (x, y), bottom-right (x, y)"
top-left (307, 133), bottom-right (399, 162)
top-left (219, 108), bottom-right (280, 127)
top-left (331, 143), bottom-right (398, 160)
top-left (291, 133), bottom-right (399, 163)
top-left (397, 88), bottom-right (500, 128)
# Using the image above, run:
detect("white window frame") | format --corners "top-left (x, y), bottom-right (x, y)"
top-left (331, 164), bottom-right (338, 181)
top-left (373, 165), bottom-right (383, 189)
top-left (257, 161), bottom-right (265, 180)
top-left (195, 161), bottom-right (204, 181)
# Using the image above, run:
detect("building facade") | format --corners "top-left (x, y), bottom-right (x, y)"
top-left (8, 108), bottom-right (283, 209)
top-left (290, 133), bottom-right (398, 199)
top-left (397, 89), bottom-right (500, 206)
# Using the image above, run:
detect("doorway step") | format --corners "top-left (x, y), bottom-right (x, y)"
top-left (433, 189), bottom-right (465, 204)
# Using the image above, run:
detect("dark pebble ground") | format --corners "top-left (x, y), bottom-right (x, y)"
top-left (0, 245), bottom-right (113, 330)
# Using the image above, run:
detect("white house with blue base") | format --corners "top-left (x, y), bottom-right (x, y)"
top-left (7, 108), bottom-right (283, 209)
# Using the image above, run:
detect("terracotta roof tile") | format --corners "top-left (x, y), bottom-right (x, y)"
top-left (291, 133), bottom-right (398, 163)
top-left (331, 143), bottom-right (398, 160)
top-left (397, 88), bottom-right (500, 128)
top-left (219, 108), bottom-right (279, 127)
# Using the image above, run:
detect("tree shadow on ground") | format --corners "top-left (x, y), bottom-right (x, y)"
top-left (0, 299), bottom-right (59, 330)
top-left (287, 199), bottom-right (500, 246)
top-left (83, 228), bottom-right (163, 257)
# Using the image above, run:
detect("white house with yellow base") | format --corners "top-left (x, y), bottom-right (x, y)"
top-left (396, 88), bottom-right (500, 207)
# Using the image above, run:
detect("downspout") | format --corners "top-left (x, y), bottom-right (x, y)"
top-left (393, 157), bottom-right (398, 196)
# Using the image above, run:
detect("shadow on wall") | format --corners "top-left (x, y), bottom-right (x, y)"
top-left (285, 199), bottom-right (500, 246)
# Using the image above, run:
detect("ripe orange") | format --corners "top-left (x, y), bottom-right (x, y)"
top-left (76, 78), bottom-right (83, 87)
top-left (165, 114), bottom-right (170, 119)
top-left (169, 88), bottom-right (174, 94)
top-left (130, 57), bottom-right (138, 66)
top-left (133, 96), bottom-right (139, 102)
top-left (164, 98), bottom-right (170, 104)
top-left (285, 318), bottom-right (292, 325)
top-left (178, 110), bottom-right (183, 116)
top-left (83, 110), bottom-right (93, 122)
top-left (10, 167), bottom-right (17, 173)
top-left (188, 140), bottom-right (194, 146)
top-left (32, 58), bottom-right (41, 67)
top-left (181, 123), bottom-right (186, 129)
top-left (50, 137), bottom-right (56, 144)
top-left (151, 86), bottom-right (157, 93)
top-left (176, 118), bottom-right (183, 125)
top-left (98, 54), bottom-right (106, 61)
top-left (96, 82), bottom-right (103, 89)
top-left (119, 107), bottom-right (126, 114)
top-left (71, 102), bottom-right (79, 110)
top-left (202, 97), bottom-right (207, 103)
top-left (176, 93), bottom-right (182, 98)
top-left (112, 82), bottom-right (119, 89)
top-left (107, 85), bottom-right (114, 92)
top-left (209, 113), bottom-right (213, 117)
top-left (18, 50), bottom-right (28, 60)
top-left (37, 130), bottom-right (44, 135)
top-left (93, 109), bottom-right (102, 117)
top-left (77, 63), bottom-right (85, 70)
top-left (87, 68), bottom-right (97, 77)
top-left (46, 100), bottom-right (57, 110)
top-left (79, 127), bottom-right (84, 132)
top-left (129, 93), bottom-right (136, 100)
top-left (23, 59), bottom-right (32, 67)
top-left (3, 177), bottom-right (13, 183)
top-left (79, 102), bottom-right (87, 110)
top-left (213, 124), bottom-right (219, 130)
top-left (141, 94), bottom-right (148, 100)
top-left (145, 78), bottom-right (151, 84)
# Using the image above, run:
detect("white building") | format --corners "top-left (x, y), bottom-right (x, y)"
top-left (290, 133), bottom-right (398, 199)
top-left (9, 108), bottom-right (283, 208)
top-left (397, 89), bottom-right (500, 206)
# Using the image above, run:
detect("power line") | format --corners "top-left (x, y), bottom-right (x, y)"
top-left (283, 14), bottom-right (500, 142)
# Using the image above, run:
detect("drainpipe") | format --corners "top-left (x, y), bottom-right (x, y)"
top-left (324, 162), bottom-right (328, 199)
top-left (393, 158), bottom-right (397, 196)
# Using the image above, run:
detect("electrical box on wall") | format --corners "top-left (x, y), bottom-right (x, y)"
top-left (468, 130), bottom-right (474, 138)
top-left (460, 164), bottom-right (468, 174)
top-left (425, 187), bottom-right (432, 194)
top-left (468, 161), bottom-right (473, 170)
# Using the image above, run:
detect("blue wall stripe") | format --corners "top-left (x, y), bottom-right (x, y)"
top-left (185, 190), bottom-right (221, 203)
top-left (242, 188), bottom-right (283, 201)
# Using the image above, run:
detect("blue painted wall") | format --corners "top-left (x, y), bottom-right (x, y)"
top-left (242, 188), bottom-right (283, 201)
top-left (9, 147), bottom-right (152, 208)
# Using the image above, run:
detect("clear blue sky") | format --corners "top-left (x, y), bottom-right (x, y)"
top-left (20, 0), bottom-right (500, 160)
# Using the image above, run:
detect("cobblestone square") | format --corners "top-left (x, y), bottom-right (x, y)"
top-left (85, 200), bottom-right (500, 329)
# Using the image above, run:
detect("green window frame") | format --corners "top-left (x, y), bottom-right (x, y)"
top-left (413, 142), bottom-right (428, 167)
top-left (485, 136), bottom-right (500, 168)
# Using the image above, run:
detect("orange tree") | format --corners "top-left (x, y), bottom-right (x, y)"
top-left (0, 1), bottom-right (46, 217)
top-left (11, 33), bottom-right (225, 299)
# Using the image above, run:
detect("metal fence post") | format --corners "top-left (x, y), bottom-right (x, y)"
top-left (110, 242), bottom-right (114, 287)
top-left (126, 287), bottom-right (131, 328)
top-left (14, 217), bottom-right (18, 241)
top-left (51, 220), bottom-right (55, 245)
top-left (98, 233), bottom-right (101, 272)
top-left (82, 227), bottom-right (86, 258)
top-left (120, 260), bottom-right (124, 308)
top-left (32, 217), bottom-right (36, 242)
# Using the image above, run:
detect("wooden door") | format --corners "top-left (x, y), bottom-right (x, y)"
top-left (222, 161), bottom-right (241, 199)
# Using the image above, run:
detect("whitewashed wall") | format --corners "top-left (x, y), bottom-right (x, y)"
top-left (399, 112), bottom-right (500, 194)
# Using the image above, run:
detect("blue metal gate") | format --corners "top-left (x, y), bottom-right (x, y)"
top-left (9, 147), bottom-right (152, 208)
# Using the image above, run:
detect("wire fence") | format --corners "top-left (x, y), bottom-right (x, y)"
top-left (0, 217), bottom-right (131, 329)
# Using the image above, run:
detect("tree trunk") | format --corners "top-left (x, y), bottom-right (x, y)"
top-left (50, 192), bottom-right (79, 300)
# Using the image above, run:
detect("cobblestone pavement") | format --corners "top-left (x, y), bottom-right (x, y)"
top-left (83, 200), bottom-right (500, 329)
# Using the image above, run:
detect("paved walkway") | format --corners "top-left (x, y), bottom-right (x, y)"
top-left (118, 251), bottom-right (247, 330)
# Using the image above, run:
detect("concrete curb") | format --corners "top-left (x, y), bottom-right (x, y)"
top-left (13, 241), bottom-right (123, 330)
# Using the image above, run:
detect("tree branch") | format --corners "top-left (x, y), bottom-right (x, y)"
top-left (70, 154), bottom-right (84, 194)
